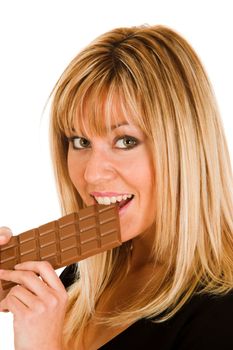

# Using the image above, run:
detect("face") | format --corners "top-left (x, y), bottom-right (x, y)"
top-left (67, 114), bottom-right (156, 243)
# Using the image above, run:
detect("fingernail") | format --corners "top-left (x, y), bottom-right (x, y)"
top-left (0, 226), bottom-right (12, 234)
top-left (14, 264), bottom-right (21, 268)
top-left (0, 236), bottom-right (8, 243)
top-left (0, 227), bottom-right (12, 242)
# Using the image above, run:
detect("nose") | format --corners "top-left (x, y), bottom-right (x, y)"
top-left (84, 148), bottom-right (117, 185)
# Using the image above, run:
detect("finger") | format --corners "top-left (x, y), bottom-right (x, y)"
top-left (0, 227), bottom-right (13, 244)
top-left (0, 299), bottom-right (10, 312)
top-left (0, 290), bottom-right (28, 315)
top-left (0, 268), bottom-right (47, 297)
top-left (14, 261), bottom-right (65, 291)
top-left (8, 284), bottom-right (38, 309)
top-left (0, 300), bottom-right (9, 312)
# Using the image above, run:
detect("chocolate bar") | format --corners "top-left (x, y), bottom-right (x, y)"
top-left (0, 204), bottom-right (121, 290)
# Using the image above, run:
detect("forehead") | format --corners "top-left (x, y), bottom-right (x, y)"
top-left (71, 92), bottom-right (138, 136)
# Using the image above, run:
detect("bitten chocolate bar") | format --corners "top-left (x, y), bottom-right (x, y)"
top-left (0, 204), bottom-right (121, 290)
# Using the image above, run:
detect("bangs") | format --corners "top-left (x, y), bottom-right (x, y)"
top-left (55, 74), bottom-right (150, 138)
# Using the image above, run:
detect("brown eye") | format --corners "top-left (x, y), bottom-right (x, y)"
top-left (115, 136), bottom-right (138, 149)
top-left (69, 137), bottom-right (91, 149)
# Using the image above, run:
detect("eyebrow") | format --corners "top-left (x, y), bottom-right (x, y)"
top-left (111, 122), bottom-right (129, 130)
top-left (71, 122), bottom-right (130, 133)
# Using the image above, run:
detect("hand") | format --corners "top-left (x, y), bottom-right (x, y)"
top-left (0, 226), bottom-right (13, 301)
top-left (0, 261), bottom-right (68, 350)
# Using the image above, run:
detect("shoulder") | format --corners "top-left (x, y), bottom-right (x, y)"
top-left (173, 290), bottom-right (233, 349)
top-left (100, 291), bottom-right (233, 350)
top-left (185, 290), bottom-right (233, 324)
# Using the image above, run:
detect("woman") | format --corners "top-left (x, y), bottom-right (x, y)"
top-left (1, 24), bottom-right (233, 349)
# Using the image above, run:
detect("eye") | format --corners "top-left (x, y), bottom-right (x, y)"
top-left (68, 137), bottom-right (91, 149)
top-left (115, 135), bottom-right (138, 149)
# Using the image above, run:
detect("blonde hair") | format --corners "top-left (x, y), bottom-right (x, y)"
top-left (50, 24), bottom-right (233, 348)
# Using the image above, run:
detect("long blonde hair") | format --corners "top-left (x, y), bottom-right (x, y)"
top-left (50, 24), bottom-right (233, 348)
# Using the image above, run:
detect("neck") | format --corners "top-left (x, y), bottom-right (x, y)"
top-left (129, 224), bottom-right (156, 272)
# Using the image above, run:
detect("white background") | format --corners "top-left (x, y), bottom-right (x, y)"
top-left (0, 0), bottom-right (232, 348)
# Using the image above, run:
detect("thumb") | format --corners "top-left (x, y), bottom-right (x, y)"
top-left (0, 227), bottom-right (13, 245)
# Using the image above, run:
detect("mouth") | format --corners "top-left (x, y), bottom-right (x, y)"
top-left (91, 194), bottom-right (134, 210)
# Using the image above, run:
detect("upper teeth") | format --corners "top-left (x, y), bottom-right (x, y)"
top-left (94, 194), bottom-right (133, 205)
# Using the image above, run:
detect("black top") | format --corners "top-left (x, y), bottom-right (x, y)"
top-left (60, 264), bottom-right (233, 349)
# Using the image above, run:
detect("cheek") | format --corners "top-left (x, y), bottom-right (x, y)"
top-left (67, 152), bottom-right (84, 189)
top-left (132, 155), bottom-right (154, 190)
top-left (67, 153), bottom-right (75, 181)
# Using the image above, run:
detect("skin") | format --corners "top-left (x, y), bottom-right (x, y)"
top-left (0, 260), bottom-right (67, 350)
top-left (0, 232), bottom-right (67, 349)
top-left (68, 116), bottom-right (157, 270)
top-left (0, 113), bottom-right (157, 349)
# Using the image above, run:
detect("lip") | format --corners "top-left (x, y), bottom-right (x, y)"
top-left (118, 196), bottom-right (133, 215)
top-left (91, 192), bottom-right (133, 197)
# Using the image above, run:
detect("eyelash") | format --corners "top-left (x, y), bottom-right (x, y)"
top-left (67, 135), bottom-right (139, 150)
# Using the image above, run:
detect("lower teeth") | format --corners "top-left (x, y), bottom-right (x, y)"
top-left (118, 197), bottom-right (132, 208)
